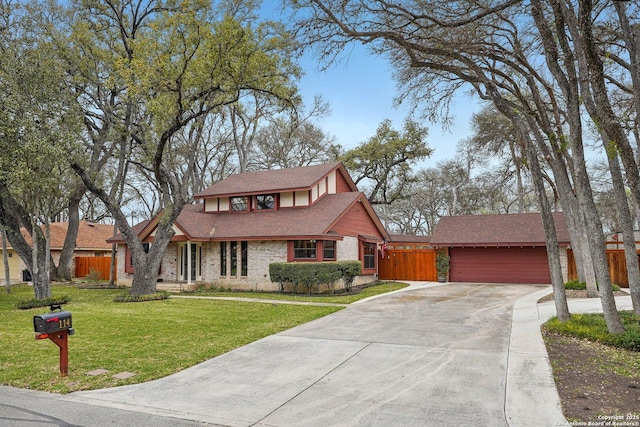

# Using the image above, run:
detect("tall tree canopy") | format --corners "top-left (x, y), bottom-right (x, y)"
top-left (0, 0), bottom-right (84, 298)
top-left (341, 118), bottom-right (431, 206)
top-left (55, 0), bottom-right (300, 295)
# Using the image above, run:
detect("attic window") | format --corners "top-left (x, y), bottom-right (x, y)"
top-left (230, 196), bottom-right (249, 212)
top-left (256, 194), bottom-right (275, 210)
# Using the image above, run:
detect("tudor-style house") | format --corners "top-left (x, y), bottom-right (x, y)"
top-left (109, 163), bottom-right (390, 291)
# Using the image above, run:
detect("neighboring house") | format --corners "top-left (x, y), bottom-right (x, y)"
top-left (429, 212), bottom-right (570, 284)
top-left (109, 163), bottom-right (390, 291)
top-left (0, 221), bottom-right (115, 283)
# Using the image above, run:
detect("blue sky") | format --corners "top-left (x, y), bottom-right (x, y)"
top-left (295, 49), bottom-right (482, 169)
top-left (260, 2), bottom-right (483, 170)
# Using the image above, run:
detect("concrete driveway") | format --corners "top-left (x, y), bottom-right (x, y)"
top-left (69, 283), bottom-right (553, 427)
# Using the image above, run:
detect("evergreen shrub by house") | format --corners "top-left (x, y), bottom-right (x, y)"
top-left (269, 261), bottom-right (362, 294)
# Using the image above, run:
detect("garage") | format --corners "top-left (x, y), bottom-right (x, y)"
top-left (449, 247), bottom-right (551, 284)
top-left (430, 213), bottom-right (570, 284)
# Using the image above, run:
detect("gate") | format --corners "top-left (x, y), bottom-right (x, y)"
top-left (75, 256), bottom-right (117, 280)
top-left (567, 250), bottom-right (632, 288)
top-left (379, 248), bottom-right (437, 281)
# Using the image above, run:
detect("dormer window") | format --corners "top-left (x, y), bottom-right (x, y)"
top-left (256, 194), bottom-right (275, 210)
top-left (230, 196), bottom-right (249, 212)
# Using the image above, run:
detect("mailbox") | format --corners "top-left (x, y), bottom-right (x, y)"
top-left (33, 311), bottom-right (73, 335)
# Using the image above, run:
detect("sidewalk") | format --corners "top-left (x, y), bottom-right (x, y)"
top-left (506, 287), bottom-right (635, 427)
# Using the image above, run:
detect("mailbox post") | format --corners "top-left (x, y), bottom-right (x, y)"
top-left (33, 311), bottom-right (74, 377)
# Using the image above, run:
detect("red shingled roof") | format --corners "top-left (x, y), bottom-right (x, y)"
top-left (107, 192), bottom-right (387, 243)
top-left (18, 221), bottom-right (115, 250)
top-left (108, 163), bottom-right (389, 243)
top-left (173, 192), bottom-right (372, 241)
top-left (430, 212), bottom-right (570, 247)
top-left (106, 220), bottom-right (151, 244)
top-left (194, 163), bottom-right (356, 198)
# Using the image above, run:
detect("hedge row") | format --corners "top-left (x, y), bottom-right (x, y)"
top-left (16, 296), bottom-right (70, 310)
top-left (112, 291), bottom-right (171, 302)
top-left (269, 261), bottom-right (362, 294)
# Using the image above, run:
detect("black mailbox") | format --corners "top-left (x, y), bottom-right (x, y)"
top-left (33, 311), bottom-right (73, 334)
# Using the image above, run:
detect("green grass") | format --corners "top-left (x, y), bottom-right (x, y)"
top-left (545, 311), bottom-right (640, 352)
top-left (1, 281), bottom-right (408, 394)
top-left (0, 284), bottom-right (346, 393)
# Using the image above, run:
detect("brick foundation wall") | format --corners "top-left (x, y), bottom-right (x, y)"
top-left (115, 239), bottom-right (377, 292)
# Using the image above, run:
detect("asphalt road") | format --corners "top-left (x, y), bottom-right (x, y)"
top-left (0, 385), bottom-right (211, 426)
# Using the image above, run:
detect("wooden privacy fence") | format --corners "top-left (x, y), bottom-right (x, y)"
top-left (379, 249), bottom-right (437, 281)
top-left (75, 256), bottom-right (116, 280)
top-left (567, 250), bottom-right (632, 288)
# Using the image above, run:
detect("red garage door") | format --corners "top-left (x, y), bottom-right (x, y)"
top-left (449, 247), bottom-right (551, 284)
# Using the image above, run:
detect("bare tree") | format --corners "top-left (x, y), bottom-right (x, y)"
top-left (285, 0), bottom-right (578, 322)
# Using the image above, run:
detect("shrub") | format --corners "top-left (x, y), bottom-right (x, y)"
top-left (336, 261), bottom-right (362, 293)
top-left (84, 268), bottom-right (103, 280)
top-left (16, 296), bottom-right (70, 310)
top-left (564, 280), bottom-right (586, 290)
top-left (435, 249), bottom-right (450, 278)
top-left (269, 261), bottom-right (362, 294)
top-left (564, 280), bottom-right (621, 291)
top-left (113, 292), bottom-right (170, 302)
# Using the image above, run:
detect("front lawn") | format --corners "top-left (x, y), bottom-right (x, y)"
top-left (1, 281), bottom-right (408, 394)
top-left (0, 284), bottom-right (344, 393)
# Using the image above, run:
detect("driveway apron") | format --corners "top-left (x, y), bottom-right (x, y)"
top-left (71, 283), bottom-right (542, 427)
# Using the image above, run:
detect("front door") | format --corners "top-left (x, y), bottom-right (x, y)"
top-left (179, 243), bottom-right (200, 281)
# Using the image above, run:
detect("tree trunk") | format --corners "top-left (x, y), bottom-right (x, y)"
top-left (605, 143), bottom-right (640, 314)
top-left (2, 228), bottom-right (10, 293)
top-left (129, 252), bottom-right (159, 295)
top-left (128, 220), bottom-right (176, 295)
top-left (575, 173), bottom-right (624, 333)
top-left (564, 206), bottom-right (595, 289)
top-left (565, 208), bottom-right (598, 297)
top-left (530, 0), bottom-right (621, 332)
top-left (612, 1), bottom-right (640, 314)
top-left (30, 217), bottom-right (51, 300)
top-left (509, 141), bottom-right (525, 214)
top-left (45, 220), bottom-right (51, 283)
top-left (109, 224), bottom-right (117, 287)
top-left (521, 127), bottom-right (570, 321)
top-left (56, 186), bottom-right (84, 281)
top-left (0, 181), bottom-right (50, 299)
top-left (613, 2), bottom-right (640, 127)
